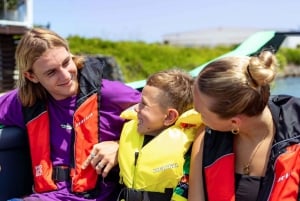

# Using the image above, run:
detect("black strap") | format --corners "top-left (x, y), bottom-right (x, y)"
top-left (52, 166), bottom-right (119, 199)
top-left (120, 188), bottom-right (173, 201)
top-left (52, 166), bottom-right (70, 182)
top-left (147, 188), bottom-right (173, 201)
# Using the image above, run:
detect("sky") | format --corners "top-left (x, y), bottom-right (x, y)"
top-left (33, 0), bottom-right (300, 43)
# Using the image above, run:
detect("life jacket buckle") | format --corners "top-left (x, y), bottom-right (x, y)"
top-left (52, 166), bottom-right (70, 182)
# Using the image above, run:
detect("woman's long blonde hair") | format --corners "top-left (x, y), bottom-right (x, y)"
top-left (16, 28), bottom-right (84, 107)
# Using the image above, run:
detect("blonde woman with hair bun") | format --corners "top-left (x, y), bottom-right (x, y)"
top-left (189, 50), bottom-right (300, 201)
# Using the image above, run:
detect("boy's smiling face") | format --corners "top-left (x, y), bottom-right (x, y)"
top-left (135, 85), bottom-right (169, 136)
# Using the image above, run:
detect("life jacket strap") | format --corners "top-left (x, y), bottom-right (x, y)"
top-left (52, 166), bottom-right (70, 182)
top-left (118, 187), bottom-right (173, 201)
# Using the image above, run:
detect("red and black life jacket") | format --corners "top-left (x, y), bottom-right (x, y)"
top-left (202, 95), bottom-right (300, 201)
top-left (22, 57), bottom-right (104, 193)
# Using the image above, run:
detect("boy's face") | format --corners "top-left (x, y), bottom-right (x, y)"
top-left (135, 85), bottom-right (169, 136)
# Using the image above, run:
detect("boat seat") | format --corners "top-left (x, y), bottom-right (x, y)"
top-left (0, 126), bottom-right (33, 200)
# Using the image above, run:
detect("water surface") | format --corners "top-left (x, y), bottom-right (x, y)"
top-left (271, 77), bottom-right (300, 97)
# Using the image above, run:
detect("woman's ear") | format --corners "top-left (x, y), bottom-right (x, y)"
top-left (164, 108), bottom-right (179, 126)
top-left (24, 71), bottom-right (39, 83)
top-left (230, 116), bottom-right (242, 131)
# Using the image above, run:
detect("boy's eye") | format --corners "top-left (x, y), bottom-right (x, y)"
top-left (139, 102), bottom-right (147, 109)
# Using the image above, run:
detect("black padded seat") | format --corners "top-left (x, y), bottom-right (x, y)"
top-left (0, 126), bottom-right (33, 200)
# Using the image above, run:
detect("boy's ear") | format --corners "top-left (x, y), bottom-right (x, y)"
top-left (164, 108), bottom-right (179, 126)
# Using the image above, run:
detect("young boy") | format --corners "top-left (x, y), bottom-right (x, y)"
top-left (117, 69), bottom-right (203, 201)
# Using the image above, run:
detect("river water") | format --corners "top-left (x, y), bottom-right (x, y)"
top-left (271, 77), bottom-right (300, 97)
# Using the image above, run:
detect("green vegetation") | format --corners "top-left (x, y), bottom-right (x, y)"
top-left (277, 48), bottom-right (300, 65)
top-left (67, 36), bottom-right (299, 82)
top-left (0, 0), bottom-right (19, 10)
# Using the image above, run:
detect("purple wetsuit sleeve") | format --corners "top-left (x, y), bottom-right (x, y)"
top-left (99, 79), bottom-right (141, 141)
top-left (0, 89), bottom-right (25, 128)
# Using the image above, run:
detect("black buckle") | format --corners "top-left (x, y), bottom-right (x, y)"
top-left (125, 189), bottom-right (149, 201)
top-left (74, 188), bottom-right (100, 199)
top-left (52, 166), bottom-right (70, 182)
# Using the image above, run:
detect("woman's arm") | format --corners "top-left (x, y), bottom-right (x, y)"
top-left (188, 125), bottom-right (205, 201)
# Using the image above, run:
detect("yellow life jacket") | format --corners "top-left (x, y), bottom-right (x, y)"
top-left (118, 108), bottom-right (202, 193)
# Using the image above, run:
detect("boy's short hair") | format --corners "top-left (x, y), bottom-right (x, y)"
top-left (146, 69), bottom-right (194, 114)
